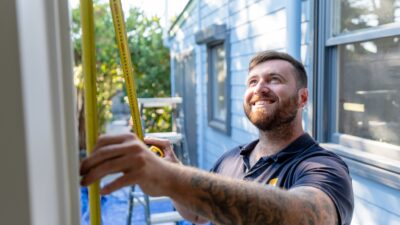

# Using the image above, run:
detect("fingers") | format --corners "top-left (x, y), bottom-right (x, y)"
top-left (80, 133), bottom-right (163, 194)
top-left (80, 141), bottom-right (134, 175)
top-left (101, 174), bottom-right (136, 195)
top-left (80, 154), bottom-right (133, 186)
top-left (144, 137), bottom-right (171, 149)
top-left (94, 133), bottom-right (137, 150)
top-left (144, 137), bottom-right (181, 163)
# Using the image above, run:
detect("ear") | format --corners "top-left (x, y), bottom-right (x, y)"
top-left (297, 88), bottom-right (308, 108)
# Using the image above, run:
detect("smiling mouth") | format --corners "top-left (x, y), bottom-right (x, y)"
top-left (252, 99), bottom-right (275, 106)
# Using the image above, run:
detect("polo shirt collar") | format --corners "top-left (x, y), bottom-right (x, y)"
top-left (239, 133), bottom-right (316, 163)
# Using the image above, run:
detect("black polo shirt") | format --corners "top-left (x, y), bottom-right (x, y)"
top-left (211, 133), bottom-right (354, 225)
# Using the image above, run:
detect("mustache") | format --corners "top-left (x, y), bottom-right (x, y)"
top-left (249, 93), bottom-right (278, 104)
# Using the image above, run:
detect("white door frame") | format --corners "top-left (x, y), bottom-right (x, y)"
top-left (14, 0), bottom-right (80, 224)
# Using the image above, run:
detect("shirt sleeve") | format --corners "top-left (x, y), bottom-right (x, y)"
top-left (291, 154), bottom-right (354, 225)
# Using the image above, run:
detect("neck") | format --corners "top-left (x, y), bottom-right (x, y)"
top-left (256, 118), bottom-right (304, 157)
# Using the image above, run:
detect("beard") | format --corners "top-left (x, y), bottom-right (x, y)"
top-left (243, 91), bottom-right (299, 131)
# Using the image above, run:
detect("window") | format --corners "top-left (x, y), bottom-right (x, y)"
top-left (208, 42), bottom-right (228, 127)
top-left (332, 0), bottom-right (400, 36)
top-left (195, 24), bottom-right (230, 134)
top-left (315, 0), bottom-right (400, 187)
top-left (207, 41), bottom-right (230, 133)
top-left (338, 36), bottom-right (400, 146)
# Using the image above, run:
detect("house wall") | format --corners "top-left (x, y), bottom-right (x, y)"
top-left (170, 0), bottom-right (312, 169)
top-left (351, 174), bottom-right (400, 225)
top-left (169, 0), bottom-right (400, 224)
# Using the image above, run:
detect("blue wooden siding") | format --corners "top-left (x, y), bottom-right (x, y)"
top-left (169, 0), bottom-right (400, 224)
top-left (351, 174), bottom-right (400, 224)
top-left (170, 0), bottom-right (312, 169)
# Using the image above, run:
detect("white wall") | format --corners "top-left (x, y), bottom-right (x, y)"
top-left (0, 0), bottom-right (81, 224)
top-left (0, 1), bottom-right (31, 224)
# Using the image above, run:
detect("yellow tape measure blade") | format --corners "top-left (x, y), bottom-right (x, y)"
top-left (109, 0), bottom-right (144, 139)
top-left (149, 145), bottom-right (164, 157)
top-left (110, 0), bottom-right (164, 158)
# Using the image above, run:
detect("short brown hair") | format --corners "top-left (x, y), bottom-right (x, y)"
top-left (248, 50), bottom-right (307, 88)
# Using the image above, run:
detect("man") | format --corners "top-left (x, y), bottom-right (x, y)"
top-left (80, 51), bottom-right (354, 225)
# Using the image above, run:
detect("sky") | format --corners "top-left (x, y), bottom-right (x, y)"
top-left (69, 0), bottom-right (189, 28)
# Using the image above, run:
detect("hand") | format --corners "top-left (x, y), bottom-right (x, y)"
top-left (144, 137), bottom-right (181, 164)
top-left (80, 133), bottom-right (170, 196)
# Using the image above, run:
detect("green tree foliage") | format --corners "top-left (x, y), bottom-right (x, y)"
top-left (125, 8), bottom-right (172, 134)
top-left (72, 2), bottom-right (171, 149)
top-left (126, 8), bottom-right (171, 97)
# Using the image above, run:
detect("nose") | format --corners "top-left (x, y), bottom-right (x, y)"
top-left (253, 80), bottom-right (270, 95)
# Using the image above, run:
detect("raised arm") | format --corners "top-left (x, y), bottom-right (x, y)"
top-left (80, 133), bottom-right (339, 225)
top-left (143, 137), bottom-right (208, 224)
top-left (162, 163), bottom-right (338, 225)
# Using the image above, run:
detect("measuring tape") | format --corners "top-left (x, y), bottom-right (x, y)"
top-left (81, 1), bottom-right (164, 224)
top-left (80, 0), bottom-right (101, 225)
top-left (109, 0), bottom-right (164, 157)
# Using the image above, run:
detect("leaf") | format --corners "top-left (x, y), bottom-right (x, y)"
top-left (72, 4), bottom-right (172, 146)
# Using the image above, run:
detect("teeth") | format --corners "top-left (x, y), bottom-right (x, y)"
top-left (254, 100), bottom-right (272, 105)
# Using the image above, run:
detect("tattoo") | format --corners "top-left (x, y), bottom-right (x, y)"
top-left (296, 188), bottom-right (338, 225)
top-left (191, 175), bottom-right (285, 225)
top-left (189, 176), bottom-right (338, 225)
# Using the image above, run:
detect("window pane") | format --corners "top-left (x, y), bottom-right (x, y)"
top-left (333, 0), bottom-right (400, 35)
top-left (338, 36), bottom-right (400, 145)
top-left (210, 44), bottom-right (227, 122)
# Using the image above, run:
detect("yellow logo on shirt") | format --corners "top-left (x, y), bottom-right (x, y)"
top-left (268, 178), bottom-right (278, 186)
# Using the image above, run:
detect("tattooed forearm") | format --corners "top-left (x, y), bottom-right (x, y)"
top-left (294, 188), bottom-right (338, 225)
top-left (186, 175), bottom-right (338, 225)
top-left (190, 175), bottom-right (285, 225)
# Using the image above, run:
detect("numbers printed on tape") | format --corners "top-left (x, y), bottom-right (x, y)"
top-left (110, 0), bottom-right (143, 139)
top-left (110, 0), bottom-right (164, 157)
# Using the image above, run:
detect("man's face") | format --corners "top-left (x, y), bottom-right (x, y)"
top-left (243, 59), bottom-right (301, 131)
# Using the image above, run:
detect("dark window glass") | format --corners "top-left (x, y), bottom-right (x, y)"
top-left (338, 35), bottom-right (400, 145)
top-left (333, 0), bottom-right (400, 35)
top-left (210, 43), bottom-right (227, 122)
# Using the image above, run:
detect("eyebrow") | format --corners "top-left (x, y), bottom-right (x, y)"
top-left (246, 72), bottom-right (286, 82)
top-left (269, 73), bottom-right (286, 80)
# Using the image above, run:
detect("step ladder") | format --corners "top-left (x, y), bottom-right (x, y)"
top-left (128, 191), bottom-right (183, 224)
top-left (127, 97), bottom-right (190, 225)
top-left (138, 97), bottom-right (190, 165)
